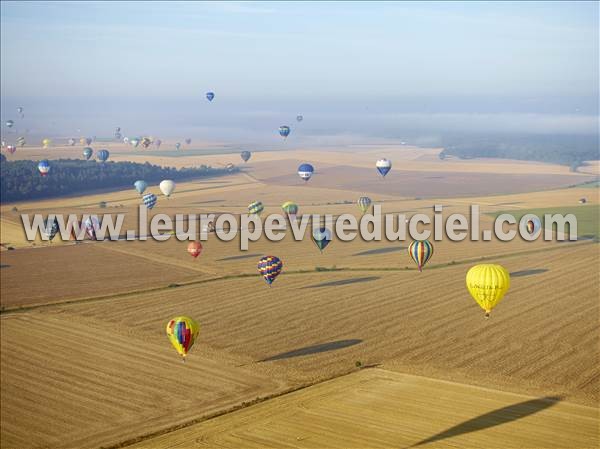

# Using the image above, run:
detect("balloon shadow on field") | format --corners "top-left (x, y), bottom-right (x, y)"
top-left (353, 247), bottom-right (405, 256)
top-left (259, 339), bottom-right (363, 362)
top-left (217, 253), bottom-right (262, 261)
top-left (0, 264), bottom-right (10, 269)
top-left (510, 269), bottom-right (548, 278)
top-left (303, 277), bottom-right (380, 288)
top-left (410, 396), bottom-right (563, 447)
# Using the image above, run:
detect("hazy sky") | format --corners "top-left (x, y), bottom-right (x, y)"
top-left (1, 1), bottom-right (598, 140)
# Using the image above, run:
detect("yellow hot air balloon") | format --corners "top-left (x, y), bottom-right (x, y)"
top-left (166, 316), bottom-right (199, 361)
top-left (42, 138), bottom-right (51, 149)
top-left (466, 264), bottom-right (510, 318)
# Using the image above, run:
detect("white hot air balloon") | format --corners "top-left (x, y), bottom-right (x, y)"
top-left (159, 180), bottom-right (176, 197)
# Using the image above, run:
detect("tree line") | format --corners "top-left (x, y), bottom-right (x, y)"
top-left (0, 155), bottom-right (238, 202)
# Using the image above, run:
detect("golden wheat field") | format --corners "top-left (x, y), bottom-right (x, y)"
top-left (1, 148), bottom-right (599, 449)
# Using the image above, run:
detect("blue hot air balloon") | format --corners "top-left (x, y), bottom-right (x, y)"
top-left (241, 150), bottom-right (251, 162)
top-left (312, 227), bottom-right (332, 253)
top-left (38, 160), bottom-right (50, 176)
top-left (297, 163), bottom-right (314, 182)
top-left (175, 142), bottom-right (181, 150)
top-left (279, 125), bottom-right (291, 139)
top-left (134, 180), bottom-right (148, 195)
top-left (206, 92), bottom-right (215, 102)
top-left (296, 115), bottom-right (303, 122)
top-left (376, 159), bottom-right (392, 177)
top-left (143, 193), bottom-right (157, 209)
top-left (83, 147), bottom-right (93, 160)
top-left (97, 149), bottom-right (109, 162)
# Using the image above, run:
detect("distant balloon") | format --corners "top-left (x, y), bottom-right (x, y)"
top-left (42, 138), bottom-right (51, 149)
top-left (166, 316), bottom-right (200, 360)
top-left (296, 115), bottom-right (303, 122)
top-left (97, 149), bottom-right (109, 162)
top-left (240, 150), bottom-right (251, 162)
top-left (6, 145), bottom-right (16, 154)
top-left (43, 216), bottom-right (59, 241)
top-left (297, 163), bottom-right (314, 182)
top-left (134, 180), bottom-right (147, 194)
top-left (130, 138), bottom-right (140, 148)
top-left (312, 227), bottom-right (332, 253)
top-left (141, 137), bottom-right (152, 149)
top-left (226, 162), bottom-right (235, 172)
top-left (83, 147), bottom-right (93, 160)
top-left (466, 264), bottom-right (510, 318)
top-left (143, 193), bottom-right (157, 209)
top-left (376, 159), bottom-right (392, 177)
top-left (85, 137), bottom-right (92, 146)
top-left (17, 136), bottom-right (26, 147)
top-left (526, 216), bottom-right (542, 235)
top-left (5, 120), bottom-right (14, 128)
top-left (206, 92), bottom-right (215, 102)
top-left (279, 125), bottom-right (291, 139)
top-left (38, 160), bottom-right (50, 176)
top-left (115, 127), bottom-right (121, 133)
top-left (80, 137), bottom-right (87, 145)
top-left (123, 137), bottom-right (130, 145)
top-left (258, 255), bottom-right (283, 286)
top-left (281, 201), bottom-right (299, 220)
top-left (159, 180), bottom-right (176, 197)
top-left (154, 139), bottom-right (162, 149)
top-left (408, 240), bottom-right (434, 272)
top-left (187, 241), bottom-right (203, 259)
top-left (175, 142), bottom-right (181, 150)
top-left (68, 138), bottom-right (76, 146)
top-left (248, 200), bottom-right (264, 216)
top-left (185, 138), bottom-right (191, 145)
top-left (357, 196), bottom-right (372, 214)
top-left (17, 107), bottom-right (24, 116)
top-left (84, 216), bottom-right (100, 240)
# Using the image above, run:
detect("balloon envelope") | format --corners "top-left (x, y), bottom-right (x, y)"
top-left (466, 264), bottom-right (510, 318)
top-left (376, 159), bottom-right (392, 177)
top-left (297, 163), bottom-right (314, 182)
top-left (134, 180), bottom-right (147, 194)
top-left (38, 160), bottom-right (50, 176)
top-left (187, 241), bottom-right (203, 258)
top-left (296, 115), bottom-right (303, 122)
top-left (97, 149), bottom-right (109, 162)
top-left (240, 150), bottom-right (251, 162)
top-left (5, 120), bottom-right (14, 128)
top-left (166, 316), bottom-right (200, 359)
top-left (279, 125), bottom-right (290, 138)
top-left (248, 201), bottom-right (264, 215)
top-left (159, 180), bottom-right (176, 197)
top-left (143, 193), bottom-right (157, 209)
top-left (84, 216), bottom-right (100, 240)
top-left (312, 227), bottom-right (332, 253)
top-left (408, 240), bottom-right (434, 272)
top-left (357, 196), bottom-right (372, 214)
top-left (206, 92), bottom-right (215, 101)
top-left (83, 147), bottom-right (93, 160)
top-left (526, 216), bottom-right (542, 235)
top-left (258, 255), bottom-right (283, 286)
top-left (281, 201), bottom-right (298, 219)
top-left (43, 217), bottom-right (59, 240)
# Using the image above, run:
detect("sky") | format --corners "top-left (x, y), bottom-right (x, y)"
top-left (1, 1), bottom-right (598, 142)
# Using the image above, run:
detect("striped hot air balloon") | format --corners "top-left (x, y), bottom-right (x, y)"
top-left (248, 200), bottom-right (264, 216)
top-left (357, 196), bottom-right (372, 214)
top-left (166, 316), bottom-right (200, 361)
top-left (257, 255), bottom-right (283, 286)
top-left (408, 240), bottom-right (434, 272)
top-left (297, 163), bottom-right (314, 182)
top-left (279, 125), bottom-right (290, 139)
top-left (281, 201), bottom-right (299, 220)
top-left (143, 193), bottom-right (157, 209)
top-left (38, 160), bottom-right (50, 176)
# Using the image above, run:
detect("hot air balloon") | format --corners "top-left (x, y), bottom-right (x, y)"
top-left (258, 255), bottom-right (283, 286)
top-left (525, 216), bottom-right (542, 235)
top-left (248, 200), bottom-right (264, 216)
top-left (130, 138), bottom-right (140, 148)
top-left (357, 196), bottom-right (372, 214)
top-left (134, 180), bottom-right (147, 194)
top-left (79, 137), bottom-right (87, 145)
top-left (38, 160), bottom-right (50, 176)
top-left (123, 136), bottom-right (130, 145)
top-left (42, 138), bottom-right (51, 149)
top-left (166, 316), bottom-right (200, 361)
top-left (115, 127), bottom-right (121, 133)
top-left (206, 92), bottom-right (215, 102)
top-left (17, 136), bottom-right (25, 147)
top-left (6, 145), bottom-right (16, 155)
top-left (154, 139), bottom-right (162, 149)
top-left (312, 227), bottom-right (332, 253)
top-left (297, 163), bottom-right (314, 182)
top-left (43, 216), bottom-right (59, 241)
top-left (82, 147), bottom-right (93, 160)
top-left (17, 107), bottom-right (24, 117)
top-left (296, 115), bottom-right (303, 122)
top-left (97, 149), bottom-right (109, 162)
top-left (226, 163), bottom-right (235, 172)
top-left (67, 138), bottom-right (76, 146)
top-left (466, 264), bottom-right (510, 318)
top-left (281, 201), bottom-right (298, 221)
top-left (240, 150), bottom-right (251, 162)
top-left (85, 137), bottom-right (92, 145)
top-left (376, 159), bottom-right (392, 177)
top-left (141, 137), bottom-right (152, 149)
top-left (5, 120), bottom-right (14, 128)
top-left (84, 216), bottom-right (100, 240)
top-left (187, 241), bottom-right (203, 259)
top-left (159, 180), bottom-right (175, 197)
top-left (143, 193), bottom-right (157, 209)
top-left (185, 138), bottom-right (191, 145)
top-left (175, 142), bottom-right (181, 150)
top-left (279, 125), bottom-right (291, 139)
top-left (408, 240), bottom-right (434, 272)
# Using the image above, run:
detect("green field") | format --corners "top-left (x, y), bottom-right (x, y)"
top-left (490, 204), bottom-right (600, 239)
